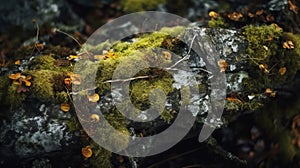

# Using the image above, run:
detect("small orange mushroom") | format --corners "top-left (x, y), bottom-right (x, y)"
top-left (218, 59), bottom-right (227, 72)
top-left (60, 103), bottom-right (70, 112)
top-left (9, 73), bottom-right (31, 87)
top-left (88, 93), bottom-right (100, 102)
top-left (8, 73), bottom-right (21, 80)
top-left (227, 12), bottom-right (243, 21)
top-left (82, 145), bottom-right (93, 158)
top-left (282, 40), bottom-right (294, 49)
top-left (64, 78), bottom-right (72, 86)
top-left (163, 51), bottom-right (172, 60)
top-left (90, 114), bottom-right (100, 122)
top-left (265, 88), bottom-right (276, 97)
top-left (209, 11), bottom-right (219, 19)
top-left (70, 73), bottom-right (81, 85)
top-left (259, 64), bottom-right (269, 74)
top-left (68, 55), bottom-right (79, 61)
top-left (15, 60), bottom-right (21, 65)
top-left (278, 67), bottom-right (287, 75)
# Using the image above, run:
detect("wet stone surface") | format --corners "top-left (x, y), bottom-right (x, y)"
top-left (0, 102), bottom-right (80, 167)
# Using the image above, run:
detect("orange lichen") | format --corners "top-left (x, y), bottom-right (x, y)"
top-left (82, 145), bottom-right (93, 158)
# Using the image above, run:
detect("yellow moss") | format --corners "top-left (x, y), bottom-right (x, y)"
top-left (160, 109), bottom-right (174, 124)
top-left (121, 0), bottom-right (166, 12)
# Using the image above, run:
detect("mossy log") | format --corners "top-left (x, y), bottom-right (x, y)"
top-left (1, 25), bottom-right (300, 167)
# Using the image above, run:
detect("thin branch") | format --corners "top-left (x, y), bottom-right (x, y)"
top-left (69, 86), bottom-right (98, 95)
top-left (103, 75), bottom-right (149, 83)
top-left (53, 28), bottom-right (82, 48)
top-left (166, 34), bottom-right (197, 70)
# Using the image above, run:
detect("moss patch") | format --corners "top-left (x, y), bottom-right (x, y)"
top-left (121, 0), bottom-right (166, 13)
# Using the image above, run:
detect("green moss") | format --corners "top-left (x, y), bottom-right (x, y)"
top-left (130, 76), bottom-right (173, 107)
top-left (160, 109), bottom-right (174, 124)
top-left (121, 0), bottom-right (166, 12)
top-left (92, 111), bottom-right (130, 152)
top-left (0, 76), bottom-right (10, 104)
top-left (6, 85), bottom-right (27, 107)
top-left (243, 24), bottom-right (282, 64)
top-left (281, 33), bottom-right (300, 79)
top-left (66, 116), bottom-right (81, 132)
top-left (54, 91), bottom-right (69, 104)
top-left (29, 55), bottom-right (56, 70)
top-left (208, 17), bottom-right (229, 28)
top-left (90, 141), bottom-right (112, 168)
top-left (29, 70), bottom-right (60, 102)
top-left (255, 98), bottom-right (300, 163)
top-left (82, 40), bottom-right (111, 55)
top-left (225, 98), bottom-right (263, 113)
